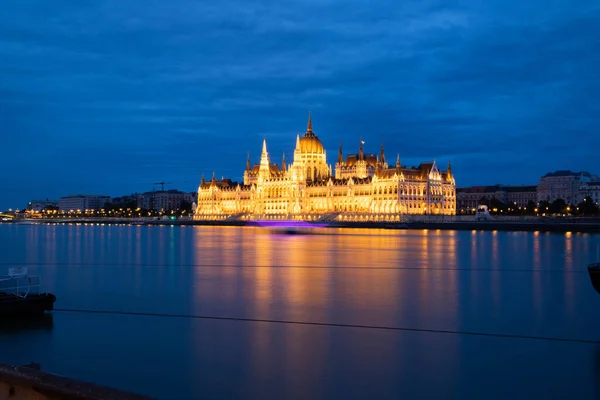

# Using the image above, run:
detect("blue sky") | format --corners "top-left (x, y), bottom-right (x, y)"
top-left (1, 0), bottom-right (599, 210)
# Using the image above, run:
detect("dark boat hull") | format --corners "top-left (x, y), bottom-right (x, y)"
top-left (588, 263), bottom-right (600, 294)
top-left (0, 293), bottom-right (56, 316)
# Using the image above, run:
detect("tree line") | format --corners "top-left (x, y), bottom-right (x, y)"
top-left (470, 196), bottom-right (599, 216)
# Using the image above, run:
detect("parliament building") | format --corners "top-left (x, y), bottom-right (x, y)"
top-left (194, 115), bottom-right (456, 221)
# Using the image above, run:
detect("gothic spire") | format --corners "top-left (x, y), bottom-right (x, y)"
top-left (396, 154), bottom-right (401, 173)
top-left (282, 152), bottom-right (286, 173)
top-left (380, 143), bottom-right (386, 166)
top-left (201, 172), bottom-right (205, 185)
top-left (307, 111), bottom-right (313, 133)
top-left (261, 137), bottom-right (267, 155)
top-left (447, 160), bottom-right (453, 180)
top-left (246, 152), bottom-right (251, 171)
top-left (338, 141), bottom-right (343, 164)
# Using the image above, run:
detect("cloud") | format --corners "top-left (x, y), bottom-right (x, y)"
top-left (0, 0), bottom-right (599, 208)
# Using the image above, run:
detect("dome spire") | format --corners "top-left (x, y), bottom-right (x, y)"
top-left (359, 138), bottom-right (364, 161)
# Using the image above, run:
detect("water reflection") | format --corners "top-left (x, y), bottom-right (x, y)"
top-left (0, 314), bottom-right (54, 333)
top-left (2, 225), bottom-right (600, 399)
top-left (564, 232), bottom-right (575, 313)
top-left (186, 227), bottom-right (596, 334)
top-left (594, 345), bottom-right (600, 398)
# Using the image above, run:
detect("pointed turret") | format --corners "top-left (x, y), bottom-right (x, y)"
top-left (246, 152), bottom-right (251, 171)
top-left (307, 112), bottom-right (313, 133)
top-left (447, 160), bottom-right (453, 181)
top-left (337, 141), bottom-right (343, 164)
top-left (201, 173), bottom-right (205, 185)
top-left (380, 143), bottom-right (386, 167)
top-left (282, 153), bottom-right (287, 173)
top-left (258, 136), bottom-right (270, 179)
top-left (396, 154), bottom-right (401, 173)
top-left (295, 133), bottom-right (300, 150)
top-left (261, 137), bottom-right (267, 155)
top-left (212, 171), bottom-right (216, 182)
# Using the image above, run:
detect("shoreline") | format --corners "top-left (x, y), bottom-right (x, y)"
top-left (4, 218), bottom-right (600, 233)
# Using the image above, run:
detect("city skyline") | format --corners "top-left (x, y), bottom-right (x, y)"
top-left (2, 1), bottom-right (599, 211)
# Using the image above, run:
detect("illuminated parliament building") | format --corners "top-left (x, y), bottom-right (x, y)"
top-left (194, 115), bottom-right (456, 221)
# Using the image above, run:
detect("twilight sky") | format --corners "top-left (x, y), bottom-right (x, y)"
top-left (1, 0), bottom-right (599, 209)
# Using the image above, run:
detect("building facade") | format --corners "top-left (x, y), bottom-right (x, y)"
top-left (456, 186), bottom-right (508, 212)
top-left (136, 190), bottom-right (188, 212)
top-left (194, 116), bottom-right (456, 221)
top-left (579, 181), bottom-right (600, 205)
top-left (58, 195), bottom-right (110, 212)
top-left (506, 185), bottom-right (538, 207)
top-left (537, 170), bottom-right (597, 204)
top-left (456, 185), bottom-right (537, 212)
top-left (27, 199), bottom-right (58, 212)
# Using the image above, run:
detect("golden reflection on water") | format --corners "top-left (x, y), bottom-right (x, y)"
top-left (13, 224), bottom-right (591, 335)
top-left (490, 230), bottom-right (500, 306)
top-left (564, 232), bottom-right (574, 312)
top-left (190, 227), bottom-right (464, 327)
top-left (470, 230), bottom-right (479, 297)
top-left (532, 232), bottom-right (542, 311)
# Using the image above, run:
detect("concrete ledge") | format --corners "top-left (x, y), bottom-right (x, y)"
top-left (12, 217), bottom-right (600, 233)
top-left (0, 363), bottom-right (154, 400)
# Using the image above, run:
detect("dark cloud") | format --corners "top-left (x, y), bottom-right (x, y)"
top-left (1, 0), bottom-right (599, 209)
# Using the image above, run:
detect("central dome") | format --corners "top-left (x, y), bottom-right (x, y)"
top-left (299, 131), bottom-right (325, 154)
top-left (298, 114), bottom-right (325, 154)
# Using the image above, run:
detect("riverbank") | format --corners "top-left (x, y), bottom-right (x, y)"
top-left (5, 217), bottom-right (600, 233)
top-left (0, 362), bottom-right (153, 400)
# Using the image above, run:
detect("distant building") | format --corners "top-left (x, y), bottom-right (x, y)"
top-left (58, 195), bottom-right (110, 212)
top-left (456, 185), bottom-right (537, 211)
top-left (537, 170), bottom-right (598, 204)
top-left (183, 192), bottom-right (197, 205)
top-left (111, 194), bottom-right (139, 207)
top-left (27, 199), bottom-right (58, 212)
top-left (506, 185), bottom-right (538, 207)
top-left (456, 185), bottom-right (508, 212)
top-left (579, 181), bottom-right (600, 205)
top-left (136, 190), bottom-right (187, 212)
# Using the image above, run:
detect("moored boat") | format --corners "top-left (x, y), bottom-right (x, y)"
top-left (0, 268), bottom-right (56, 316)
top-left (588, 262), bottom-right (600, 294)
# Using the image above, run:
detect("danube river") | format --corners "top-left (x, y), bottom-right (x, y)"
top-left (1, 223), bottom-right (600, 399)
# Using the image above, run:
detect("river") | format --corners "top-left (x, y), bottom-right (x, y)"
top-left (1, 223), bottom-right (599, 399)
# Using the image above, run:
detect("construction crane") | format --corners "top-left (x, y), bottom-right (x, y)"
top-left (153, 181), bottom-right (172, 191)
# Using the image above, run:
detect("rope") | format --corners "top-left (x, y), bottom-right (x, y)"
top-left (54, 308), bottom-right (600, 345)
